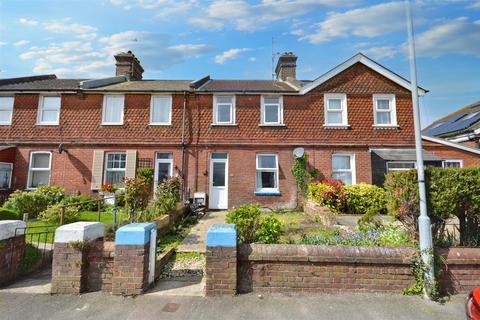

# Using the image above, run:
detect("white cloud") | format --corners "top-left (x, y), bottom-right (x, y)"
top-left (364, 45), bottom-right (398, 60)
top-left (248, 57), bottom-right (256, 62)
top-left (43, 21), bottom-right (97, 34)
top-left (0, 41), bottom-right (8, 46)
top-left (214, 48), bottom-right (251, 64)
top-left (19, 18), bottom-right (39, 26)
top-left (189, 0), bottom-right (358, 32)
top-left (14, 40), bottom-right (30, 47)
top-left (301, 2), bottom-right (408, 43)
top-left (468, 1), bottom-right (480, 9)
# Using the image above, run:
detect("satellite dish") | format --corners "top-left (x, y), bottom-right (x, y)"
top-left (293, 147), bottom-right (305, 158)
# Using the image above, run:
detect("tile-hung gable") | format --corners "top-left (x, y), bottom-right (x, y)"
top-left (8, 50), bottom-right (475, 212)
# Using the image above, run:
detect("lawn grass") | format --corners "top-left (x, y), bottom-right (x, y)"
top-left (156, 216), bottom-right (197, 254)
top-left (266, 211), bottom-right (327, 243)
top-left (25, 209), bottom-right (129, 243)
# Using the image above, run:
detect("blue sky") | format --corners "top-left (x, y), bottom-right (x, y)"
top-left (0, 0), bottom-right (479, 127)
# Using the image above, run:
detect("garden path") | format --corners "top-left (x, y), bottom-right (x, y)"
top-left (176, 210), bottom-right (227, 254)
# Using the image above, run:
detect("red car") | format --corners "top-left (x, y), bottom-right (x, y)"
top-left (467, 287), bottom-right (480, 319)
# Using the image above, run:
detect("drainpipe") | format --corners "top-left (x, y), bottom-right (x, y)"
top-left (181, 91), bottom-right (187, 203)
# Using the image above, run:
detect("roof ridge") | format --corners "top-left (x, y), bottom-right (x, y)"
top-left (0, 74), bottom-right (57, 86)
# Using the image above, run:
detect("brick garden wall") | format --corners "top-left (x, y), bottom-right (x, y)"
top-left (0, 235), bottom-right (25, 286)
top-left (437, 247), bottom-right (480, 294)
top-left (86, 241), bottom-right (115, 292)
top-left (237, 244), bottom-right (415, 294)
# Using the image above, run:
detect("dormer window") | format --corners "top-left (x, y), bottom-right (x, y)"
top-left (373, 94), bottom-right (397, 126)
top-left (37, 96), bottom-right (61, 125)
top-left (261, 96), bottom-right (283, 125)
top-left (324, 94), bottom-right (348, 126)
top-left (213, 95), bottom-right (235, 125)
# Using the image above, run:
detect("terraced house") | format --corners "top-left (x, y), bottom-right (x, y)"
top-left (1, 51), bottom-right (479, 208)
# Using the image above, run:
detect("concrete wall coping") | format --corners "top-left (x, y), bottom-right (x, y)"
top-left (238, 244), bottom-right (415, 264)
top-left (115, 222), bottom-right (156, 245)
top-left (0, 220), bottom-right (26, 241)
top-left (54, 221), bottom-right (104, 243)
top-left (206, 224), bottom-right (237, 248)
top-left (436, 247), bottom-right (480, 265)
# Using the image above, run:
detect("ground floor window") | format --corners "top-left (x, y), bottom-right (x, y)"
top-left (155, 152), bottom-right (173, 184)
top-left (27, 151), bottom-right (52, 189)
top-left (386, 161), bottom-right (416, 172)
top-left (443, 160), bottom-right (463, 168)
top-left (332, 154), bottom-right (355, 184)
top-left (256, 154), bottom-right (279, 193)
top-left (104, 152), bottom-right (126, 185)
top-left (0, 162), bottom-right (12, 189)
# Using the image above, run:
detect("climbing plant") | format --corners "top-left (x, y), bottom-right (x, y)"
top-left (291, 152), bottom-right (322, 195)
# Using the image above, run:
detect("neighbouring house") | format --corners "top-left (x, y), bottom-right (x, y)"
top-left (0, 51), bottom-right (478, 209)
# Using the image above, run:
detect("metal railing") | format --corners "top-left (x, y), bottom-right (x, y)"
top-left (435, 222), bottom-right (480, 247)
top-left (57, 194), bottom-right (124, 225)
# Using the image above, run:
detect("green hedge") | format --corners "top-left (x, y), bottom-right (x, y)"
top-left (384, 167), bottom-right (480, 245)
top-left (0, 208), bottom-right (21, 220)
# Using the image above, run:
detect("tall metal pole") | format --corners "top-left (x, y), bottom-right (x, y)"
top-left (405, 0), bottom-right (435, 295)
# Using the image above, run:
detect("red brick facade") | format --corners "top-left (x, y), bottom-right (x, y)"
top-left (1, 62), bottom-right (478, 208)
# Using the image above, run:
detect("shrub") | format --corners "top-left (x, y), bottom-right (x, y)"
top-left (384, 167), bottom-right (480, 245)
top-left (307, 178), bottom-right (345, 212)
top-left (150, 177), bottom-right (181, 217)
top-left (3, 186), bottom-right (65, 218)
top-left (137, 168), bottom-right (154, 188)
top-left (38, 203), bottom-right (80, 224)
top-left (0, 208), bottom-right (20, 220)
top-left (62, 194), bottom-right (101, 211)
top-left (343, 183), bottom-right (387, 215)
top-left (226, 204), bottom-right (284, 244)
top-left (124, 177), bottom-right (150, 221)
top-left (378, 223), bottom-right (411, 247)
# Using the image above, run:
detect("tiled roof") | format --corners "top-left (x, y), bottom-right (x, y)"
top-left (0, 77), bottom-right (83, 91)
top-left (199, 80), bottom-right (297, 92)
top-left (422, 100), bottom-right (480, 137)
top-left (85, 79), bottom-right (194, 92)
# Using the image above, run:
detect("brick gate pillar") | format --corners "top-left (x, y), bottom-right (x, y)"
top-left (112, 223), bottom-right (156, 296)
top-left (0, 220), bottom-right (26, 287)
top-left (205, 224), bottom-right (237, 296)
top-left (51, 222), bottom-right (104, 294)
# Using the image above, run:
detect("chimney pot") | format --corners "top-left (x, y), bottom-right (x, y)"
top-left (114, 51), bottom-right (144, 81)
top-left (275, 52), bottom-right (297, 81)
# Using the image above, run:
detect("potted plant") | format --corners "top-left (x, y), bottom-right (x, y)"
top-left (101, 183), bottom-right (118, 205)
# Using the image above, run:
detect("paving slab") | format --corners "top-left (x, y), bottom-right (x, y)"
top-left (0, 267), bottom-right (51, 294)
top-left (177, 211), bottom-right (227, 253)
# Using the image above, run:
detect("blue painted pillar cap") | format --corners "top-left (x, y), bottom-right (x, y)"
top-left (115, 222), bottom-right (156, 245)
top-left (206, 224), bottom-right (237, 247)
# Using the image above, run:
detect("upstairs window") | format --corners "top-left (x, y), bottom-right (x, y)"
top-left (261, 96), bottom-right (283, 125)
top-left (104, 152), bottom-right (126, 185)
top-left (27, 151), bottom-right (52, 189)
top-left (332, 154), bottom-right (355, 184)
top-left (256, 154), bottom-right (279, 193)
top-left (0, 162), bottom-right (12, 189)
top-left (37, 96), bottom-right (60, 125)
top-left (150, 95), bottom-right (172, 125)
top-left (214, 95), bottom-right (235, 125)
top-left (0, 96), bottom-right (14, 125)
top-left (373, 94), bottom-right (397, 126)
top-left (324, 94), bottom-right (348, 126)
top-left (102, 95), bottom-right (124, 125)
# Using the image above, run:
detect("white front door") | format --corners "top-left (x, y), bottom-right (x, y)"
top-left (209, 153), bottom-right (228, 209)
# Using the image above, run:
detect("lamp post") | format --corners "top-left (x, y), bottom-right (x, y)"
top-left (405, 0), bottom-right (435, 296)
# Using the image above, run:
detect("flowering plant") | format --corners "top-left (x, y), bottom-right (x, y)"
top-left (101, 183), bottom-right (117, 193)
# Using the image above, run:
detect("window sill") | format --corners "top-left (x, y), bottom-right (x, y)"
top-left (36, 123), bottom-right (59, 126)
top-left (254, 191), bottom-right (281, 196)
top-left (373, 125), bottom-right (399, 129)
top-left (323, 124), bottom-right (350, 129)
top-left (101, 123), bottom-right (124, 127)
top-left (259, 124), bottom-right (285, 127)
top-left (149, 123), bottom-right (172, 126)
top-left (211, 123), bottom-right (237, 127)
top-left (0, 123), bottom-right (12, 126)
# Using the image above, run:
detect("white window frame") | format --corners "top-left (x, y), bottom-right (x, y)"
top-left (103, 152), bottom-right (127, 185)
top-left (442, 159), bottom-right (463, 168)
top-left (0, 96), bottom-right (14, 125)
top-left (260, 95), bottom-right (283, 125)
top-left (150, 95), bottom-right (172, 125)
top-left (102, 95), bottom-right (124, 125)
top-left (0, 162), bottom-right (13, 189)
top-left (332, 153), bottom-right (356, 184)
top-left (324, 93), bottom-right (348, 126)
top-left (373, 94), bottom-right (397, 127)
top-left (213, 95), bottom-right (236, 125)
top-left (26, 151), bottom-right (52, 190)
top-left (386, 161), bottom-right (416, 172)
top-left (154, 152), bottom-right (174, 189)
top-left (37, 95), bottom-right (61, 125)
top-left (255, 153), bottom-right (279, 193)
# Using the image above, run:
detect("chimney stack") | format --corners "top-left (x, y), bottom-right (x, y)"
top-left (114, 51), bottom-right (144, 81)
top-left (275, 52), bottom-right (297, 81)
